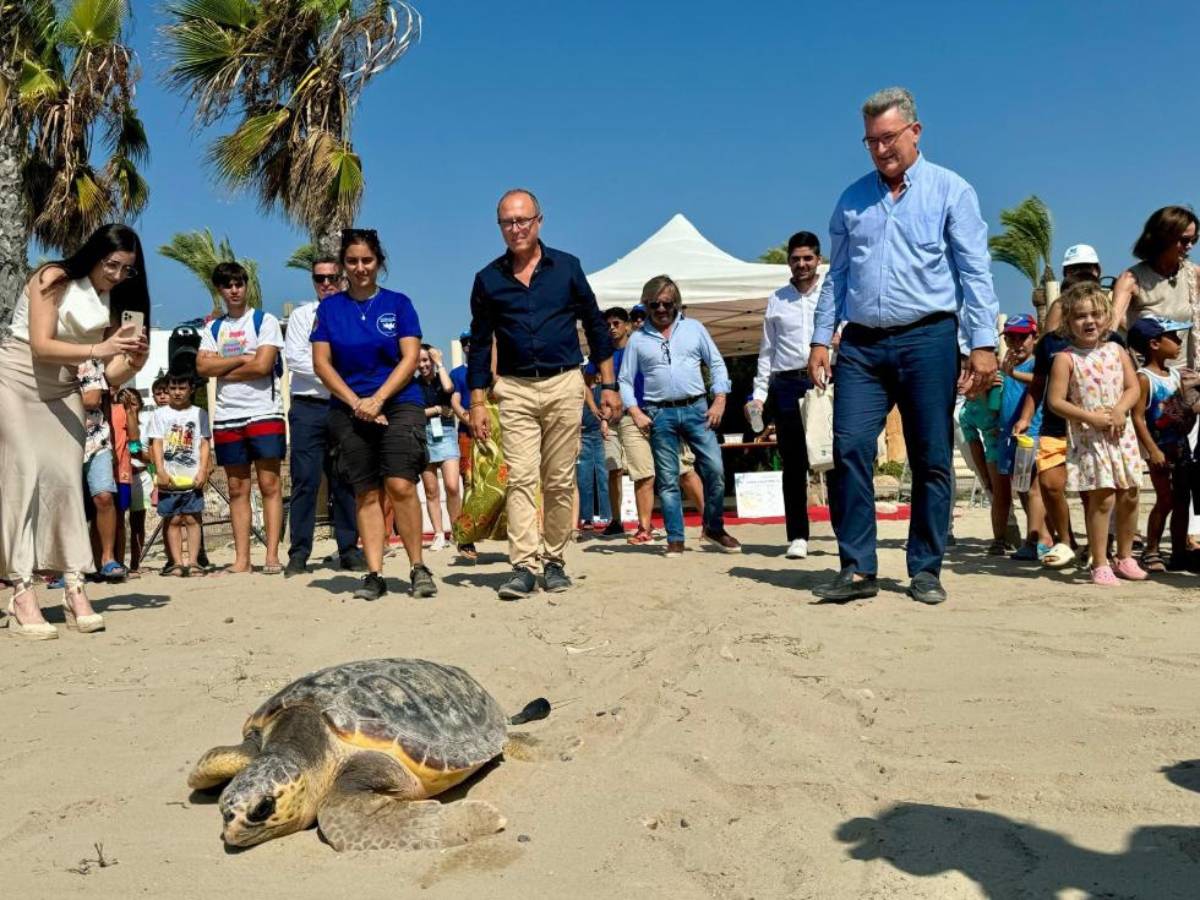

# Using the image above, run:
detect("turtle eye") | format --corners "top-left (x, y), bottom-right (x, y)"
top-left (247, 796), bottom-right (276, 824)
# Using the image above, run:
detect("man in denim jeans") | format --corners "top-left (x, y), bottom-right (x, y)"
top-left (619, 275), bottom-right (740, 557)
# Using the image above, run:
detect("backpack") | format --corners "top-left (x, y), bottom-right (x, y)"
top-left (209, 309), bottom-right (284, 395)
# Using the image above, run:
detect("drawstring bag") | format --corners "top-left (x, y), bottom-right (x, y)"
top-left (802, 386), bottom-right (835, 473)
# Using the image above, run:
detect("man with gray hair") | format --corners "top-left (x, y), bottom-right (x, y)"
top-left (807, 87), bottom-right (998, 606)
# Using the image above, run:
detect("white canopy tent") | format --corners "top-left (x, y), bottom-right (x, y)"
top-left (587, 213), bottom-right (826, 357)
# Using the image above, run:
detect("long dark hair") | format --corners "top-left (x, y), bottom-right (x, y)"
top-left (40, 224), bottom-right (151, 328)
top-left (1133, 206), bottom-right (1200, 263)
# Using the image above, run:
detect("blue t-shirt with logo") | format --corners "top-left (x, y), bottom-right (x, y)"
top-left (449, 364), bottom-right (470, 433)
top-left (310, 288), bottom-right (423, 408)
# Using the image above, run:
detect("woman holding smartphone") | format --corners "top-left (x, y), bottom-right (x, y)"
top-left (0, 224), bottom-right (150, 639)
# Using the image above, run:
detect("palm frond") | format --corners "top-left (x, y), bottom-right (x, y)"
top-left (58, 0), bottom-right (125, 49)
top-left (286, 242), bottom-right (319, 270)
top-left (988, 232), bottom-right (1040, 286)
top-left (169, 0), bottom-right (257, 29)
top-left (109, 154), bottom-right (148, 214)
top-left (17, 56), bottom-right (61, 108)
top-left (208, 106), bottom-right (291, 185)
top-left (996, 195), bottom-right (1053, 277)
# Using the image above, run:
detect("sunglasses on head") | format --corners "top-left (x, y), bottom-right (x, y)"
top-left (311, 273), bottom-right (339, 284)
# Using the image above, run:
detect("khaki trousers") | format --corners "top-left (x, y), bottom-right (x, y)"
top-left (494, 368), bottom-right (584, 571)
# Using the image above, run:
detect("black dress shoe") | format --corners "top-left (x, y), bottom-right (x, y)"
top-left (908, 571), bottom-right (947, 605)
top-left (813, 568), bottom-right (878, 602)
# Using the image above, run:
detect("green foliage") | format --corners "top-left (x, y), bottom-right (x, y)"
top-left (758, 244), bottom-right (787, 264)
top-left (285, 242), bottom-right (318, 271)
top-left (1, 0), bottom-right (149, 252)
top-left (875, 460), bottom-right (905, 479)
top-left (163, 0), bottom-right (421, 242)
top-left (989, 195), bottom-right (1054, 288)
top-left (158, 228), bottom-right (263, 315)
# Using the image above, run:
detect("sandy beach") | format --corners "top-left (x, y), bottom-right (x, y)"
top-left (3, 508), bottom-right (1199, 899)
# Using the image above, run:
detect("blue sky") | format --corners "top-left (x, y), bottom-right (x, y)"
top-left (112, 0), bottom-right (1195, 350)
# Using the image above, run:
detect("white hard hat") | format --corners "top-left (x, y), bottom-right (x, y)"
top-left (1062, 244), bottom-right (1100, 268)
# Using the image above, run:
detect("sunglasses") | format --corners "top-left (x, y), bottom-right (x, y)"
top-left (312, 274), bottom-right (340, 284)
top-left (647, 300), bottom-right (674, 310)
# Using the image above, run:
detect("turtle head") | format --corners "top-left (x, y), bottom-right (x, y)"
top-left (218, 753), bottom-right (314, 847)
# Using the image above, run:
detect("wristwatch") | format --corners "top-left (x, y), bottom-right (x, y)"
top-left (600, 382), bottom-right (619, 392)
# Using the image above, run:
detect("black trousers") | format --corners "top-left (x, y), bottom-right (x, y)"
top-left (768, 371), bottom-right (812, 541)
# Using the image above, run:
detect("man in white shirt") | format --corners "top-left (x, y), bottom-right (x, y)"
top-left (282, 256), bottom-right (363, 577)
top-left (748, 231), bottom-right (823, 560)
top-left (197, 261), bottom-right (286, 574)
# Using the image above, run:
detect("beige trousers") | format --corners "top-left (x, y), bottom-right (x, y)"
top-left (494, 369), bottom-right (584, 571)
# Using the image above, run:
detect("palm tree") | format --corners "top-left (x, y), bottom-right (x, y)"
top-left (159, 229), bottom-right (263, 315)
top-left (989, 195), bottom-right (1054, 287)
top-left (0, 0), bottom-right (149, 327)
top-left (162, 0), bottom-right (420, 255)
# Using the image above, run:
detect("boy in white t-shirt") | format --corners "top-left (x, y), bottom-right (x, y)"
top-left (148, 375), bottom-right (212, 575)
top-left (197, 261), bottom-right (286, 574)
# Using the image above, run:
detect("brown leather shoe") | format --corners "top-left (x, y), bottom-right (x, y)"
top-left (702, 529), bottom-right (742, 553)
top-left (665, 541), bottom-right (685, 558)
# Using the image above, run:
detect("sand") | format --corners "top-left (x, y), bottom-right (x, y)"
top-left (3, 508), bottom-right (1199, 899)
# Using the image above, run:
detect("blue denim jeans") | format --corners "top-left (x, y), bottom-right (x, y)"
top-left (831, 314), bottom-right (958, 578)
top-left (576, 428), bottom-right (610, 522)
top-left (646, 399), bottom-right (726, 543)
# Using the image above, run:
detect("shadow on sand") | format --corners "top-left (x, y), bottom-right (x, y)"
top-left (837, 802), bottom-right (1200, 899)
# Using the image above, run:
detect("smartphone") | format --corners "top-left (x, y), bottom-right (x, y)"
top-left (121, 310), bottom-right (145, 334)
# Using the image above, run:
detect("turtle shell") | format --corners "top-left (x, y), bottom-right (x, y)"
top-left (245, 659), bottom-right (508, 776)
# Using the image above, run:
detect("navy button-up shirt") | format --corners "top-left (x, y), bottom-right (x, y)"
top-left (467, 242), bottom-right (613, 390)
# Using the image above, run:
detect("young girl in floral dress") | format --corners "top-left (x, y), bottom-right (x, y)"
top-left (1046, 283), bottom-right (1146, 586)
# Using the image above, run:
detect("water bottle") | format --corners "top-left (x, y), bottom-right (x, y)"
top-left (1011, 435), bottom-right (1036, 493)
top-left (747, 403), bottom-right (764, 434)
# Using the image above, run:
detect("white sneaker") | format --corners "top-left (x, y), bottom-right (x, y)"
top-left (429, 533), bottom-right (448, 552)
top-left (785, 539), bottom-right (808, 560)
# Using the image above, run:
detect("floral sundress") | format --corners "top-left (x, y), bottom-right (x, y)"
top-left (1064, 342), bottom-right (1144, 491)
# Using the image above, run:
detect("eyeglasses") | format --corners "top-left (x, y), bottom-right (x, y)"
top-left (1179, 235), bottom-right (1197, 248)
top-left (497, 216), bottom-right (540, 232)
top-left (311, 273), bottom-right (340, 284)
top-left (862, 122), bottom-right (916, 151)
top-left (101, 258), bottom-right (138, 279)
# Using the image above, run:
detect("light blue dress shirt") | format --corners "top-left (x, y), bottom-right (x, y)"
top-left (812, 154), bottom-right (998, 351)
top-left (619, 315), bottom-right (731, 408)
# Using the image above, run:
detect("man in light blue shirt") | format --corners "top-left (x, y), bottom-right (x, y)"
top-left (807, 87), bottom-right (999, 606)
top-left (620, 275), bottom-right (740, 555)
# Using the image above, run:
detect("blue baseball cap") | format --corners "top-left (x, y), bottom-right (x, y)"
top-left (458, 329), bottom-right (472, 342)
top-left (1128, 316), bottom-right (1192, 353)
top-left (1002, 313), bottom-right (1038, 335)
top-left (630, 304), bottom-right (646, 318)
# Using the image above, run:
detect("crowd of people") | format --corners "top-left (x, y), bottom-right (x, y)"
top-left (4, 85), bottom-right (1200, 641)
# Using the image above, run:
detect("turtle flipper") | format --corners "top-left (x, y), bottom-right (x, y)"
top-left (319, 795), bottom-right (505, 852)
top-left (187, 737), bottom-right (260, 790)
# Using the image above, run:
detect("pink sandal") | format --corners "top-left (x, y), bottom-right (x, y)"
top-left (1113, 557), bottom-right (1147, 581)
top-left (1090, 565), bottom-right (1118, 586)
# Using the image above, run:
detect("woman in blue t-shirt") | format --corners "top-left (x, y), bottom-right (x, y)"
top-left (311, 229), bottom-right (436, 601)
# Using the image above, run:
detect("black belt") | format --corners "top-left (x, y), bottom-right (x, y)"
top-left (773, 369), bottom-right (808, 380)
top-left (508, 364), bottom-right (577, 380)
top-left (845, 311), bottom-right (955, 337)
top-left (646, 395), bottom-right (704, 409)
top-left (291, 395), bottom-right (329, 405)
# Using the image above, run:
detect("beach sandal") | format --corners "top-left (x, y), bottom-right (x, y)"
top-left (99, 560), bottom-right (128, 581)
top-left (1140, 551), bottom-right (1167, 573)
top-left (162, 564), bottom-right (189, 578)
top-left (1010, 543), bottom-right (1038, 561)
top-left (261, 563), bottom-right (283, 575)
top-left (1114, 557), bottom-right (1147, 581)
top-left (627, 528), bottom-right (656, 546)
top-left (1090, 565), bottom-right (1118, 586)
top-left (1041, 542), bottom-right (1075, 569)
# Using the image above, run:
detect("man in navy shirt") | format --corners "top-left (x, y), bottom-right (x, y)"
top-left (467, 189), bottom-right (619, 600)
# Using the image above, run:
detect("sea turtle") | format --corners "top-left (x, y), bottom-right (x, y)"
top-left (187, 658), bottom-right (549, 851)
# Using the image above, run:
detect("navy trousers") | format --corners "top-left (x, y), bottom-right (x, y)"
top-left (287, 396), bottom-right (358, 564)
top-left (831, 314), bottom-right (958, 578)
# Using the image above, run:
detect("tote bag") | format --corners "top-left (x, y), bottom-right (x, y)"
top-left (801, 386), bottom-right (835, 473)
